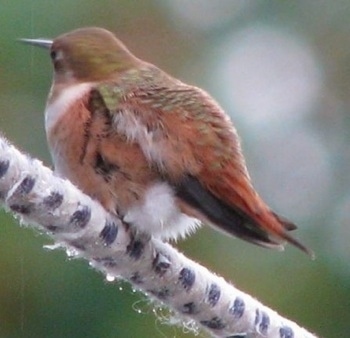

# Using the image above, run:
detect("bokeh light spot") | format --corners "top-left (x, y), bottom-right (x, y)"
top-left (213, 26), bottom-right (323, 126)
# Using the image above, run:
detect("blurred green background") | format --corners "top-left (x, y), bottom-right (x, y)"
top-left (0, 1), bottom-right (349, 337)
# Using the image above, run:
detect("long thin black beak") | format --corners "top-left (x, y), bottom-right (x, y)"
top-left (19, 38), bottom-right (53, 49)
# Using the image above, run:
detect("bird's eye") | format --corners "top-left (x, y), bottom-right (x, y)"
top-left (50, 50), bottom-right (57, 60)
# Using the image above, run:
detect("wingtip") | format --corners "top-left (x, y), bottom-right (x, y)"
top-left (300, 245), bottom-right (316, 260)
top-left (272, 212), bottom-right (315, 258)
top-left (281, 231), bottom-right (315, 259)
top-left (308, 248), bottom-right (316, 260)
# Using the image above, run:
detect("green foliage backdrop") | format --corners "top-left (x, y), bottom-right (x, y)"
top-left (0, 1), bottom-right (349, 337)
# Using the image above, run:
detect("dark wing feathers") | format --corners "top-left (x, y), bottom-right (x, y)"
top-left (175, 175), bottom-right (283, 248)
top-left (102, 69), bottom-right (312, 255)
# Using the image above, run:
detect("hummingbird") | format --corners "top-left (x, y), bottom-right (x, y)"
top-left (21, 27), bottom-right (312, 256)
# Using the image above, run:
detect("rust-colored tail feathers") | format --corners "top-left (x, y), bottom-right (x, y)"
top-left (175, 175), bottom-right (314, 258)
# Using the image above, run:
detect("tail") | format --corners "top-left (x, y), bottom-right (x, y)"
top-left (175, 175), bottom-right (314, 258)
top-left (272, 212), bottom-right (315, 259)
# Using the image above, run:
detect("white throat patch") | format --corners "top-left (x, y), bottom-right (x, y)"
top-left (45, 82), bottom-right (92, 133)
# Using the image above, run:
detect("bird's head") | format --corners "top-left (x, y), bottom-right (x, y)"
top-left (21, 27), bottom-right (139, 83)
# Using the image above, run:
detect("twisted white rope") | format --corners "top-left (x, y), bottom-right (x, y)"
top-left (0, 136), bottom-right (317, 338)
